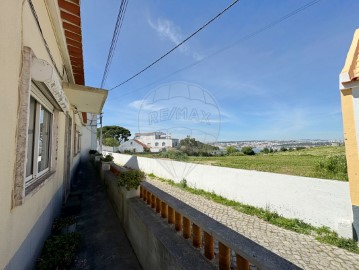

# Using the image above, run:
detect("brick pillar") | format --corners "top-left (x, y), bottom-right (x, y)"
top-left (168, 206), bottom-right (175, 224)
top-left (219, 242), bottom-right (230, 270)
top-left (204, 232), bottom-right (214, 260)
top-left (192, 223), bottom-right (201, 248)
top-left (183, 217), bottom-right (191, 239)
top-left (161, 202), bottom-right (168, 218)
top-left (156, 198), bottom-right (161, 213)
top-left (175, 212), bottom-right (182, 231)
top-left (236, 254), bottom-right (249, 270)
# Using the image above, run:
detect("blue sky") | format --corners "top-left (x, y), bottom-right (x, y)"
top-left (81, 0), bottom-right (359, 141)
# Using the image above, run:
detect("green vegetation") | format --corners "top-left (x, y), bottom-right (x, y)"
top-left (101, 154), bottom-right (114, 162)
top-left (241, 146), bottom-right (255, 155)
top-left (187, 146), bottom-right (347, 181)
top-left (133, 146), bottom-right (348, 181)
top-left (158, 150), bottom-right (188, 161)
top-left (179, 136), bottom-right (219, 156)
top-left (226, 146), bottom-right (237, 154)
top-left (148, 174), bottom-right (358, 254)
top-left (97, 125), bottom-right (131, 146)
top-left (103, 137), bottom-right (120, 147)
top-left (117, 169), bottom-right (145, 190)
top-left (36, 233), bottom-right (81, 270)
top-left (316, 154), bottom-right (347, 181)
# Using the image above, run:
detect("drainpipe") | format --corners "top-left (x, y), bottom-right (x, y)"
top-left (99, 113), bottom-right (103, 153)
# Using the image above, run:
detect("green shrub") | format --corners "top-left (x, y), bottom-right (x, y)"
top-left (36, 233), bottom-right (81, 270)
top-left (159, 150), bottom-right (188, 161)
top-left (241, 146), bottom-right (255, 155)
top-left (101, 154), bottom-right (114, 162)
top-left (226, 146), bottom-right (237, 154)
top-left (117, 169), bottom-right (145, 190)
top-left (180, 178), bottom-right (188, 188)
top-left (316, 155), bottom-right (348, 180)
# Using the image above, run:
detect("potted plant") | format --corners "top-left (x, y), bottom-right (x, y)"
top-left (101, 154), bottom-right (114, 163)
top-left (52, 216), bottom-right (77, 235)
top-left (94, 152), bottom-right (102, 163)
top-left (89, 149), bottom-right (98, 162)
top-left (117, 169), bottom-right (145, 198)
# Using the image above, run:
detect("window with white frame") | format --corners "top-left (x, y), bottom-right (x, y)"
top-left (25, 85), bottom-right (53, 189)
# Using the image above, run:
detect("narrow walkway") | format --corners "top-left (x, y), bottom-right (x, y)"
top-left (147, 177), bottom-right (359, 270)
top-left (71, 162), bottom-right (142, 270)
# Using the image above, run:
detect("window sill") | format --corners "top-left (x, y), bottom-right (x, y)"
top-left (24, 170), bottom-right (56, 198)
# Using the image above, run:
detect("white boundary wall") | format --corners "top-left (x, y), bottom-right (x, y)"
top-left (104, 152), bottom-right (353, 238)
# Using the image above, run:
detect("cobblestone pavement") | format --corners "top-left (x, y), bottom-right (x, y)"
top-left (146, 177), bottom-right (359, 270)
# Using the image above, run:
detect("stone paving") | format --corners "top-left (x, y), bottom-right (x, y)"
top-left (71, 162), bottom-right (142, 270)
top-left (146, 177), bottom-right (359, 270)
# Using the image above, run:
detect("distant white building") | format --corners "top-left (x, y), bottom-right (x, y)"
top-left (134, 132), bottom-right (179, 152)
top-left (119, 139), bottom-right (149, 153)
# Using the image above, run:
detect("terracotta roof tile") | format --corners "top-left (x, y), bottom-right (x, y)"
top-left (59, 0), bottom-right (84, 85)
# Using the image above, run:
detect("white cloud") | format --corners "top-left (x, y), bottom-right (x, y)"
top-left (148, 18), bottom-right (203, 61)
top-left (128, 99), bottom-right (163, 111)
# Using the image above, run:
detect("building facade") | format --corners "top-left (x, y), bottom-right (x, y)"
top-left (0, 0), bottom-right (107, 268)
top-left (134, 132), bottom-right (179, 152)
top-left (340, 28), bottom-right (359, 240)
top-left (119, 139), bottom-right (149, 153)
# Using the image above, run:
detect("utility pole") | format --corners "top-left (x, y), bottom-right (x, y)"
top-left (99, 113), bottom-right (103, 153)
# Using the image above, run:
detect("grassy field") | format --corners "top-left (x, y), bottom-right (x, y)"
top-left (134, 146), bottom-right (348, 181)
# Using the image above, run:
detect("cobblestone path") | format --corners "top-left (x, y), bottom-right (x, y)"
top-left (147, 177), bottom-right (359, 270)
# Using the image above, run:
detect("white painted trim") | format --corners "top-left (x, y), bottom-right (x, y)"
top-left (31, 83), bottom-right (54, 112)
top-left (31, 57), bottom-right (70, 112)
top-left (340, 79), bottom-right (359, 90)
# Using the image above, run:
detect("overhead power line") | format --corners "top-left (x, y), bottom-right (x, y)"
top-left (109, 0), bottom-right (240, 91)
top-left (109, 0), bottom-right (322, 98)
top-left (28, 0), bottom-right (62, 79)
top-left (101, 0), bottom-right (128, 88)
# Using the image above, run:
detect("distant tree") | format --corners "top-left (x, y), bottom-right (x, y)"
top-left (261, 147), bottom-right (270, 154)
top-left (280, 147), bottom-right (288, 152)
top-left (269, 148), bottom-right (274, 153)
top-left (226, 146), bottom-right (237, 154)
top-left (97, 125), bottom-right (131, 144)
top-left (179, 136), bottom-right (218, 156)
top-left (241, 146), bottom-right (255, 155)
top-left (102, 137), bottom-right (120, 147)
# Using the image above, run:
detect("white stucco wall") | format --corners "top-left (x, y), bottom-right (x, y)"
top-left (81, 114), bottom-right (97, 160)
top-left (106, 152), bottom-right (353, 238)
top-left (119, 140), bottom-right (144, 153)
